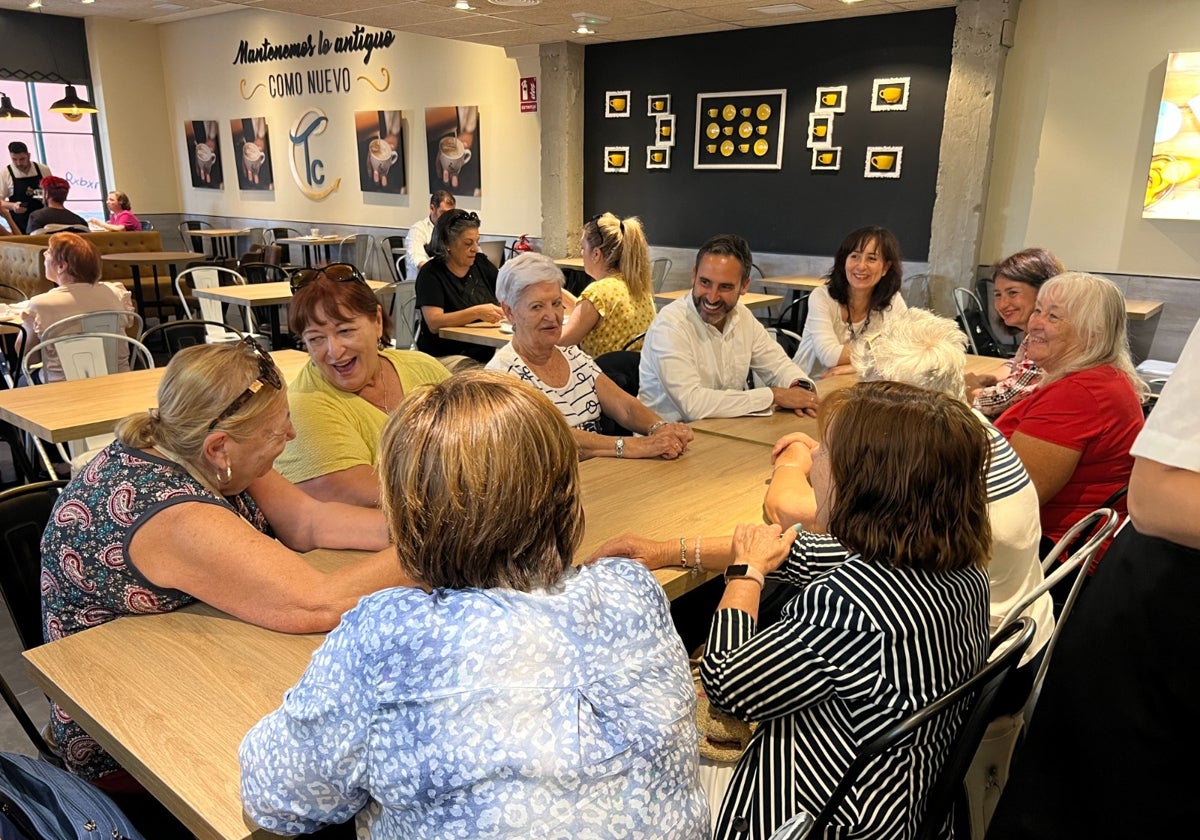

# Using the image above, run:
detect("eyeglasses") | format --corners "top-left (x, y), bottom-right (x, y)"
top-left (585, 212), bottom-right (624, 234)
top-left (207, 336), bottom-right (283, 431)
top-left (288, 262), bottom-right (369, 294)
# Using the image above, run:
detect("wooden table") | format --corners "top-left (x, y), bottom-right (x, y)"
top-left (188, 228), bottom-right (251, 260)
top-left (1125, 299), bottom-right (1163, 321)
top-left (691, 353), bottom-right (1001, 447)
top-left (438, 322), bottom-right (511, 349)
top-left (761, 274), bottom-right (824, 292)
top-left (654, 288), bottom-right (783, 311)
top-left (553, 257), bottom-right (584, 269)
top-left (22, 433), bottom-right (771, 839)
top-left (275, 235), bottom-right (343, 268)
top-left (193, 280), bottom-right (388, 348)
top-left (0, 350), bottom-right (310, 443)
top-left (101, 251), bottom-right (203, 321)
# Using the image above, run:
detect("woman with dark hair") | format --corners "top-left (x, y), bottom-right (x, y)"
top-left (595, 381), bottom-right (992, 839)
top-left (967, 247), bottom-right (1065, 417)
top-left (414, 208), bottom-right (502, 365)
top-left (793, 225), bottom-right (907, 378)
top-left (559, 211), bottom-right (656, 355)
top-left (275, 263), bottom-right (449, 507)
top-left (241, 371), bottom-right (709, 838)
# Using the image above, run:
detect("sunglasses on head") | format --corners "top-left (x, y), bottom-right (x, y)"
top-left (585, 212), bottom-right (625, 234)
top-left (288, 262), bottom-right (369, 294)
top-left (208, 336), bottom-right (283, 431)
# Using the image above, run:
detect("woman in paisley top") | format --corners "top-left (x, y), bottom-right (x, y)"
top-left (241, 371), bottom-right (710, 839)
top-left (40, 338), bottom-right (403, 785)
top-left (486, 252), bottom-right (693, 460)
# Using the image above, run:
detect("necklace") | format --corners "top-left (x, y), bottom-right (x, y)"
top-left (362, 356), bottom-right (392, 413)
top-left (843, 305), bottom-right (872, 341)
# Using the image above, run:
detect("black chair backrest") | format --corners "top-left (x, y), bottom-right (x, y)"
top-left (593, 350), bottom-right (640, 398)
top-left (0, 480), bottom-right (67, 651)
top-left (773, 293), bottom-right (811, 333)
top-left (139, 320), bottom-right (244, 358)
top-left (809, 617), bottom-right (1036, 839)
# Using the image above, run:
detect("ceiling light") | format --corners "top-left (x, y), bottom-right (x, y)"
top-left (49, 85), bottom-right (98, 119)
top-left (574, 24), bottom-right (594, 34)
top-left (751, 3), bottom-right (812, 13)
top-left (454, 0), bottom-right (474, 9)
top-left (81, 0), bottom-right (96, 5)
top-left (0, 94), bottom-right (31, 120)
top-left (27, 0), bottom-right (42, 8)
top-left (488, 0), bottom-right (541, 6)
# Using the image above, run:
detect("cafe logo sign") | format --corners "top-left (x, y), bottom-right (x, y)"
top-left (289, 108), bottom-right (341, 201)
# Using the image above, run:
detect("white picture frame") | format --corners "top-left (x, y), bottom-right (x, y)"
top-left (814, 85), bottom-right (847, 113)
top-left (871, 77), bottom-right (910, 112)
top-left (604, 145), bottom-right (631, 173)
top-left (647, 145), bottom-right (671, 169)
top-left (694, 89), bottom-right (787, 170)
top-left (812, 147), bottom-right (841, 171)
top-left (807, 113), bottom-right (833, 149)
top-left (655, 114), bottom-right (676, 147)
top-left (605, 90), bottom-right (632, 118)
top-left (864, 145), bottom-right (902, 178)
top-left (647, 94), bottom-right (671, 116)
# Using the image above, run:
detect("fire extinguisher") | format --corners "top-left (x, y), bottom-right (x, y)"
top-left (510, 234), bottom-right (534, 258)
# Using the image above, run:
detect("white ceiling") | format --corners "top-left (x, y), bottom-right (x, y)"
top-left (1, 0), bottom-right (955, 47)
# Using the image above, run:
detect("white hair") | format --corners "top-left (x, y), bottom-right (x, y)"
top-left (495, 252), bottom-right (564, 307)
top-left (852, 308), bottom-right (968, 400)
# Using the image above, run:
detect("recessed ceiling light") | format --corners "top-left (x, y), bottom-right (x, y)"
top-left (81, 0), bottom-right (95, 5)
top-left (574, 24), bottom-right (594, 35)
top-left (488, 0), bottom-right (541, 6)
top-left (750, 3), bottom-right (812, 14)
top-left (454, 0), bottom-right (474, 9)
top-left (27, 0), bottom-right (42, 8)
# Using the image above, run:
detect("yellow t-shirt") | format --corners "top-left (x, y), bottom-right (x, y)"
top-left (578, 275), bottom-right (656, 357)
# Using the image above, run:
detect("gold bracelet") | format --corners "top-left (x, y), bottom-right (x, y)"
top-left (679, 536), bottom-right (689, 568)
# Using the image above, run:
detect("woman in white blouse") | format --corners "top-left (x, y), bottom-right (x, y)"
top-left (793, 225), bottom-right (907, 378)
top-left (487, 252), bottom-right (693, 460)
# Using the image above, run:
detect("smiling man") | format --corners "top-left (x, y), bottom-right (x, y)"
top-left (638, 233), bottom-right (817, 422)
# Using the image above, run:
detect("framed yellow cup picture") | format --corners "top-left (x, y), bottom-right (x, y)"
top-left (807, 113), bottom-right (834, 149)
top-left (871, 77), bottom-right (910, 112)
top-left (864, 145), bottom-right (903, 179)
top-left (812, 147), bottom-right (841, 171)
top-left (647, 94), bottom-right (671, 116)
top-left (604, 145), bottom-right (630, 173)
top-left (606, 90), bottom-right (631, 118)
top-left (814, 85), bottom-right (847, 114)
top-left (647, 145), bottom-right (671, 170)
top-left (656, 114), bottom-right (676, 147)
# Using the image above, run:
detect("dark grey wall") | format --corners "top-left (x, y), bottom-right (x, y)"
top-left (0, 10), bottom-right (91, 85)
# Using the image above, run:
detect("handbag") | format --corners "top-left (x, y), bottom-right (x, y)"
top-left (0, 752), bottom-right (145, 840)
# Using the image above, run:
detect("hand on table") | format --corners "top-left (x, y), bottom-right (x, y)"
top-left (732, 522), bottom-right (796, 576)
top-left (627, 424), bottom-right (692, 460)
top-left (587, 532), bottom-right (670, 569)
top-left (771, 385), bottom-right (820, 418)
top-left (771, 432), bottom-right (819, 471)
top-left (473, 304), bottom-right (504, 323)
top-left (818, 364), bottom-right (856, 379)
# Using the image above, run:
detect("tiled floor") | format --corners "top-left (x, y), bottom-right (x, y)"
top-left (0, 603), bottom-right (47, 758)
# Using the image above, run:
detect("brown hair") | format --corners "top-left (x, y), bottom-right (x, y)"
top-left (826, 226), bottom-right (903, 311)
top-left (46, 232), bottom-right (101, 285)
top-left (990, 247), bottom-right (1063, 288)
top-left (582, 212), bottom-right (652, 298)
top-left (288, 275), bottom-right (392, 345)
top-left (109, 191), bottom-right (132, 212)
top-left (818, 381), bottom-right (991, 573)
top-left (40, 175), bottom-right (70, 204)
top-left (379, 370), bottom-right (584, 590)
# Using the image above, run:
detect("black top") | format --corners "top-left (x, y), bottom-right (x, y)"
top-left (414, 253), bottom-right (499, 363)
top-left (26, 206), bottom-right (87, 232)
top-left (6, 162), bottom-right (45, 233)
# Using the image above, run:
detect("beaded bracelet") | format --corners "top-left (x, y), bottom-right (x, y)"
top-left (679, 536), bottom-right (690, 569)
top-left (694, 536), bottom-right (703, 575)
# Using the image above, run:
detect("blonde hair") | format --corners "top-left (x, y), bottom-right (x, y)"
top-left (379, 370), bottom-right (584, 591)
top-left (116, 343), bottom-right (287, 489)
top-left (583, 212), bottom-right (652, 299)
top-left (1036, 272), bottom-right (1148, 398)
top-left (852, 308), bottom-right (968, 400)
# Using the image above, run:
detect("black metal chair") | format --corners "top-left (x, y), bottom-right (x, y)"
top-left (770, 617), bottom-right (1037, 840)
top-left (139, 320), bottom-right (245, 359)
top-left (177, 219), bottom-right (213, 255)
top-left (954, 287), bottom-right (1012, 358)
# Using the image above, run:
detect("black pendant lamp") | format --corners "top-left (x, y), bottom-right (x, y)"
top-left (49, 84), bottom-right (97, 121)
top-left (0, 93), bottom-right (31, 121)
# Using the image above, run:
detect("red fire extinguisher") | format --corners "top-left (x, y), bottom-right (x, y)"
top-left (511, 234), bottom-right (534, 257)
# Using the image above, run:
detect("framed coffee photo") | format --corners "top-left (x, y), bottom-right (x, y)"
top-left (647, 145), bottom-right (671, 169)
top-left (425, 105), bottom-right (481, 197)
top-left (185, 119), bottom-right (223, 190)
top-left (230, 117), bottom-right (273, 191)
top-left (604, 146), bottom-right (630, 173)
top-left (356, 110), bottom-right (406, 195)
top-left (871, 77), bottom-right (910, 112)
top-left (864, 145), bottom-right (903, 179)
top-left (656, 114), bottom-right (676, 147)
top-left (606, 91), bottom-right (631, 118)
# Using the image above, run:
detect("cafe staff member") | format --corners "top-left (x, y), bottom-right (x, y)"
top-left (0, 141), bottom-right (51, 234)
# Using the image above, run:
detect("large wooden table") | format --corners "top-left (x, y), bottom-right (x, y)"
top-left (193, 280), bottom-right (388, 348)
top-left (691, 353), bottom-right (1001, 447)
top-left (275, 234), bottom-right (343, 268)
top-left (654, 288), bottom-right (783, 310)
top-left (23, 433), bottom-right (770, 840)
top-left (0, 350), bottom-right (310, 443)
top-left (188, 228), bottom-right (251, 260)
top-left (438, 322), bottom-right (511, 348)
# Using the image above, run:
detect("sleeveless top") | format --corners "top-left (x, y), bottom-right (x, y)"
top-left (40, 441), bottom-right (272, 779)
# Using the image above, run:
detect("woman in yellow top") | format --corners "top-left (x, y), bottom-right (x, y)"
top-left (559, 211), bottom-right (656, 356)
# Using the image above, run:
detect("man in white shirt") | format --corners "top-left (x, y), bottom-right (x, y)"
top-left (404, 190), bottom-right (455, 280)
top-left (1, 141), bottom-right (51, 234)
top-left (638, 233), bottom-right (818, 422)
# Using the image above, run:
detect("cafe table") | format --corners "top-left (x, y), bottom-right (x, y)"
top-left (0, 349), bottom-right (310, 444)
top-left (23, 433), bottom-right (771, 840)
top-left (690, 353), bottom-right (1001, 448)
top-left (101, 251), bottom-right (203, 321)
top-left (188, 228), bottom-right (251, 260)
top-left (192, 279), bottom-right (388, 349)
top-left (553, 256), bottom-right (584, 270)
top-left (437, 322), bottom-right (511, 349)
top-left (274, 234), bottom-right (344, 268)
top-left (654, 288), bottom-right (783, 311)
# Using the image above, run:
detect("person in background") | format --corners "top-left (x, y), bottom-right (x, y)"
top-left (0, 140), bottom-right (50, 234)
top-left (240, 371), bottom-right (709, 838)
top-left (793, 225), bottom-right (908, 378)
top-left (993, 271), bottom-right (1146, 556)
top-left (21, 232), bottom-right (136, 381)
top-left (91, 190), bottom-right (142, 232)
top-left (488, 252), bottom-right (692, 460)
top-left (594, 380), bottom-right (992, 840)
top-left (26, 176), bottom-right (87, 233)
top-left (967, 247), bottom-right (1065, 417)
top-left (558, 211), bottom-right (656, 356)
top-left (414, 208), bottom-right (502, 367)
top-left (274, 263), bottom-right (449, 507)
top-left (638, 233), bottom-right (818, 422)
top-left (986, 318), bottom-right (1200, 838)
top-left (404, 189), bottom-right (455, 280)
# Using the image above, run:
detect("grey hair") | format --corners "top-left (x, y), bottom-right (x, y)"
top-left (495, 252), bottom-right (565, 307)
top-left (852, 308), bottom-right (968, 401)
top-left (1035, 272), bottom-right (1148, 397)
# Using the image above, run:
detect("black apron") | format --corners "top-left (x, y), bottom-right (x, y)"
top-left (7, 163), bottom-right (45, 234)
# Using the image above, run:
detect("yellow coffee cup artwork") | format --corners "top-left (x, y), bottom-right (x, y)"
top-left (607, 150), bottom-right (626, 167)
top-left (878, 86), bottom-right (903, 104)
top-left (706, 143), bottom-right (717, 154)
top-left (817, 152), bottom-right (835, 165)
top-left (871, 153), bottom-right (896, 170)
top-left (813, 124), bottom-right (828, 138)
top-left (737, 143), bottom-right (750, 153)
top-left (659, 124), bottom-right (672, 138)
top-left (821, 92), bottom-right (839, 106)
top-left (756, 125), bottom-right (769, 135)
top-left (707, 107), bottom-right (718, 118)
top-left (610, 97), bottom-right (627, 112)
top-left (653, 100), bottom-right (665, 112)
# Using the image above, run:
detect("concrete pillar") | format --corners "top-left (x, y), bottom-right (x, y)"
top-left (537, 41), bottom-right (584, 258)
top-left (927, 0), bottom-right (1020, 316)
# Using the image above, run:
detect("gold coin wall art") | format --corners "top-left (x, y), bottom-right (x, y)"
top-left (694, 89), bottom-right (786, 170)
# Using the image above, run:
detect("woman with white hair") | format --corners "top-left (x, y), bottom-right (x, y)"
top-left (487, 252), bottom-right (693, 460)
top-left (993, 271), bottom-right (1147, 552)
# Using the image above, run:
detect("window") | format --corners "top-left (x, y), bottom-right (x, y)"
top-left (0, 81), bottom-right (105, 220)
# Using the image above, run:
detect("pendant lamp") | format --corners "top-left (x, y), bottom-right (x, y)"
top-left (0, 93), bottom-right (31, 120)
top-left (49, 85), bottom-right (98, 120)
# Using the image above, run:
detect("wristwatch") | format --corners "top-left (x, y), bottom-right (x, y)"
top-left (791, 379), bottom-right (816, 392)
top-left (724, 564), bottom-right (765, 587)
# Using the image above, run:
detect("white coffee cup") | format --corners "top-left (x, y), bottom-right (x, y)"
top-left (310, 227), bottom-right (320, 237)
top-left (243, 143), bottom-right (264, 177)
top-left (195, 143), bottom-right (215, 176)
top-left (436, 135), bottom-right (472, 177)
top-left (369, 137), bottom-right (398, 179)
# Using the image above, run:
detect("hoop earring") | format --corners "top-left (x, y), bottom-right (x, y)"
top-left (220, 463), bottom-right (232, 486)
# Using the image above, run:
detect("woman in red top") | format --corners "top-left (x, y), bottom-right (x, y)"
top-left (994, 271), bottom-right (1147, 553)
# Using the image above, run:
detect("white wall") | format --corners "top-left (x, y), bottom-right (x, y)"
top-left (97, 8), bottom-right (541, 238)
top-left (983, 0), bottom-right (1200, 277)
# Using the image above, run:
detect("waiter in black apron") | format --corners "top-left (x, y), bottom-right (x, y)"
top-left (1, 141), bottom-right (49, 234)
